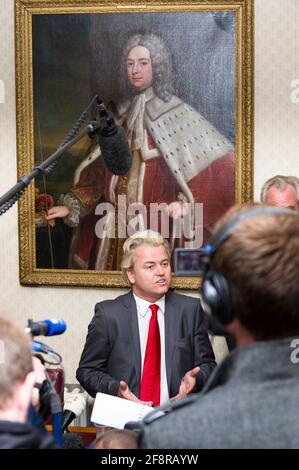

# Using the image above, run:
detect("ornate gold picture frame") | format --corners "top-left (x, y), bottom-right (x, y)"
top-left (16, 0), bottom-right (253, 289)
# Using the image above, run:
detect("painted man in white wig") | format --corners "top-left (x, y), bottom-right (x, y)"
top-left (46, 33), bottom-right (235, 270)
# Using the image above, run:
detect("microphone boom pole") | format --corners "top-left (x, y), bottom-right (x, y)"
top-left (0, 119), bottom-right (102, 215)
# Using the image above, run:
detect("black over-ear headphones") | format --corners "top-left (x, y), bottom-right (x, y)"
top-left (201, 206), bottom-right (298, 326)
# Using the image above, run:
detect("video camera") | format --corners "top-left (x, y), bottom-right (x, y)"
top-left (174, 248), bottom-right (207, 276)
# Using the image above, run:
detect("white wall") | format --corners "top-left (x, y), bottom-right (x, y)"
top-left (254, 0), bottom-right (299, 196)
top-left (0, 0), bottom-right (299, 382)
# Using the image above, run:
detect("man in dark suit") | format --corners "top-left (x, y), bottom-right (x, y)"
top-left (76, 230), bottom-right (216, 406)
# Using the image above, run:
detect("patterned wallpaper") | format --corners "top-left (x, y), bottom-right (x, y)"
top-left (0, 0), bottom-right (299, 383)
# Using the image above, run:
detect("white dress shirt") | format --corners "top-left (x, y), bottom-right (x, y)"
top-left (133, 293), bottom-right (170, 406)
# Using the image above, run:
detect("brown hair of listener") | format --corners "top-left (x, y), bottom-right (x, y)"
top-left (211, 203), bottom-right (299, 341)
top-left (93, 429), bottom-right (138, 449)
top-left (0, 316), bottom-right (33, 407)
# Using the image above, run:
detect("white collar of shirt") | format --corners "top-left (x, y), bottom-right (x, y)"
top-left (133, 293), bottom-right (165, 318)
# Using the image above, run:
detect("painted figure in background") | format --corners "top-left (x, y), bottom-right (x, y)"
top-left (46, 33), bottom-right (235, 270)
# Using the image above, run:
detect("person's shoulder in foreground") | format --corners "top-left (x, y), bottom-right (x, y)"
top-left (0, 420), bottom-right (54, 449)
top-left (139, 337), bottom-right (299, 449)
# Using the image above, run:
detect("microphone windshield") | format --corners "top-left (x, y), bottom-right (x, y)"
top-left (26, 318), bottom-right (67, 337)
top-left (98, 127), bottom-right (132, 176)
top-left (64, 392), bottom-right (86, 417)
top-left (43, 319), bottom-right (66, 336)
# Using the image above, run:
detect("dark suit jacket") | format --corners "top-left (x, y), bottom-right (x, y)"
top-left (76, 291), bottom-right (216, 398)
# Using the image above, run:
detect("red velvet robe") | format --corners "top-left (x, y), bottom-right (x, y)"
top-left (69, 133), bottom-right (235, 269)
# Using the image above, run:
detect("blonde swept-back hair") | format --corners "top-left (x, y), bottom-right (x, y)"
top-left (121, 230), bottom-right (171, 284)
top-left (0, 316), bottom-right (33, 407)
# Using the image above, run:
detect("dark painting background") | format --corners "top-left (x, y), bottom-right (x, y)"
top-left (89, 11), bottom-right (235, 142)
top-left (32, 10), bottom-right (235, 269)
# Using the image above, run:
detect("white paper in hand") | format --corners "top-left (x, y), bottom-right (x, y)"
top-left (91, 392), bottom-right (153, 429)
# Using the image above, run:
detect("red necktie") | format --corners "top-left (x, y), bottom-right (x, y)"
top-left (140, 304), bottom-right (161, 406)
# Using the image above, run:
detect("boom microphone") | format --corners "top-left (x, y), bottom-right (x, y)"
top-left (96, 97), bottom-right (132, 176)
top-left (26, 318), bottom-right (67, 337)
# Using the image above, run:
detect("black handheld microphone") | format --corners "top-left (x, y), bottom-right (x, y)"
top-left (96, 96), bottom-right (132, 176)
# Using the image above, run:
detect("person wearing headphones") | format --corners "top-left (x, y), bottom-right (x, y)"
top-left (137, 203), bottom-right (299, 449)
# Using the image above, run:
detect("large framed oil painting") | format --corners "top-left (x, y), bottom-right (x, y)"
top-left (15, 0), bottom-right (253, 289)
